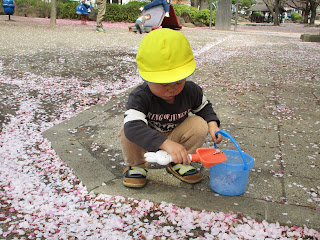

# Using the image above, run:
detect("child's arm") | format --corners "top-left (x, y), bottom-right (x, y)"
top-left (159, 139), bottom-right (191, 165)
top-left (188, 82), bottom-right (223, 144)
top-left (124, 112), bottom-right (167, 152)
top-left (208, 121), bottom-right (222, 144)
top-left (124, 85), bottom-right (169, 152)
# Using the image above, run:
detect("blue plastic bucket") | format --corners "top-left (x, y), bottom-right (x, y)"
top-left (209, 130), bottom-right (254, 196)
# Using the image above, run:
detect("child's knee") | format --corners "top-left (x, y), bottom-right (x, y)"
top-left (179, 116), bottom-right (208, 139)
top-left (191, 116), bottom-right (208, 137)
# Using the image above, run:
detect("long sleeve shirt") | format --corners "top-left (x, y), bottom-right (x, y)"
top-left (123, 81), bottom-right (220, 152)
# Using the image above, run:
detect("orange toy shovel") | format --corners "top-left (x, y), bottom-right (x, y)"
top-left (190, 148), bottom-right (227, 167)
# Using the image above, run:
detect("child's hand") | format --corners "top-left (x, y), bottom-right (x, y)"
top-left (159, 139), bottom-right (191, 165)
top-left (208, 121), bottom-right (223, 144)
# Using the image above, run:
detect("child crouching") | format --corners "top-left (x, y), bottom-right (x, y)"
top-left (119, 28), bottom-right (222, 188)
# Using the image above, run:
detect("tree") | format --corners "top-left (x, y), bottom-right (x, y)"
top-left (232, 0), bottom-right (255, 10)
top-left (263, 0), bottom-right (282, 25)
top-left (309, 0), bottom-right (320, 25)
top-left (190, 0), bottom-right (254, 11)
top-left (284, 0), bottom-right (309, 23)
top-left (50, 0), bottom-right (56, 26)
top-left (191, 0), bottom-right (209, 10)
top-left (284, 0), bottom-right (320, 25)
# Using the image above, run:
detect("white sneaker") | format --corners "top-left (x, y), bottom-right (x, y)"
top-left (139, 7), bottom-right (144, 11)
top-left (165, 12), bottom-right (170, 17)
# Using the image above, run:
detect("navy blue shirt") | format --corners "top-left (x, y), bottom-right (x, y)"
top-left (124, 81), bottom-right (220, 152)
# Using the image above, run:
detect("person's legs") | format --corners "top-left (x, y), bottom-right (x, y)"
top-left (119, 127), bottom-right (148, 188)
top-left (119, 127), bottom-right (148, 168)
top-left (161, 0), bottom-right (170, 13)
top-left (143, 0), bottom-right (162, 10)
top-left (119, 116), bottom-right (208, 167)
top-left (143, 0), bottom-right (170, 14)
top-left (135, 22), bottom-right (140, 33)
top-left (119, 116), bottom-right (208, 186)
top-left (135, 21), bottom-right (144, 34)
top-left (96, 0), bottom-right (106, 30)
top-left (167, 116), bottom-right (208, 154)
top-left (165, 115), bottom-right (208, 183)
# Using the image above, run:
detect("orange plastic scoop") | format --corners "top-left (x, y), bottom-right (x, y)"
top-left (190, 148), bottom-right (227, 167)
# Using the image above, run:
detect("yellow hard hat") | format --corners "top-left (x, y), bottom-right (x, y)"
top-left (136, 28), bottom-right (196, 84)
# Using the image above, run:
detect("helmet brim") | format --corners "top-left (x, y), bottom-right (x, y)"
top-left (139, 58), bottom-right (196, 84)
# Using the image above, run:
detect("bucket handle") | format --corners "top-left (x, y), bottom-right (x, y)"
top-left (214, 130), bottom-right (248, 170)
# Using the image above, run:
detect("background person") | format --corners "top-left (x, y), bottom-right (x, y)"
top-left (135, 14), bottom-right (151, 34)
top-left (96, 0), bottom-right (106, 33)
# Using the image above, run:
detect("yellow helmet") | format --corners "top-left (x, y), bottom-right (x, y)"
top-left (136, 28), bottom-right (196, 84)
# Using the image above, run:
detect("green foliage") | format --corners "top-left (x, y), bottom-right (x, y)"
top-left (16, 0), bottom-right (29, 5)
top-left (15, 0), bottom-right (79, 19)
top-left (173, 4), bottom-right (197, 19)
top-left (103, 1), bottom-right (146, 22)
top-left (104, 4), bottom-right (121, 22)
top-left (232, 0), bottom-right (255, 10)
top-left (174, 4), bottom-right (215, 26)
top-left (125, 1), bottom-right (146, 9)
top-left (291, 12), bottom-right (302, 22)
top-left (15, 0), bottom-right (50, 18)
top-left (16, 0), bottom-right (46, 9)
top-left (57, 1), bottom-right (79, 19)
top-left (195, 9), bottom-right (213, 25)
top-left (185, 6), bottom-right (198, 20)
top-left (172, 4), bottom-right (188, 16)
top-left (13, 0), bottom-right (214, 26)
top-left (252, 11), bottom-right (261, 16)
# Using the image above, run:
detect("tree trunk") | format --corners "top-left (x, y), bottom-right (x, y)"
top-left (191, 0), bottom-right (208, 10)
top-left (199, 0), bottom-right (209, 10)
top-left (274, 0), bottom-right (280, 25)
top-left (309, 9), bottom-right (316, 25)
top-left (50, 0), bottom-right (56, 26)
top-left (215, 0), bottom-right (232, 30)
top-left (309, 0), bottom-right (319, 25)
top-left (303, 1), bottom-right (310, 23)
top-left (191, 0), bottom-right (199, 9)
top-left (263, 0), bottom-right (281, 26)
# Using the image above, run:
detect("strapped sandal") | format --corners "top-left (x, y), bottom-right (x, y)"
top-left (123, 166), bottom-right (147, 188)
top-left (166, 163), bottom-right (202, 184)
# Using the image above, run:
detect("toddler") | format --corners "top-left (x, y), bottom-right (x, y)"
top-left (135, 14), bottom-right (151, 34)
top-left (119, 29), bottom-right (222, 188)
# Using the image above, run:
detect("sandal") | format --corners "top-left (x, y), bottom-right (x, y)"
top-left (123, 166), bottom-right (147, 188)
top-left (166, 163), bottom-right (202, 183)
